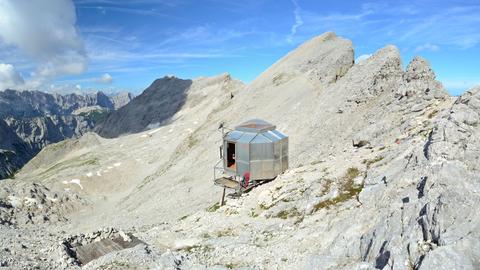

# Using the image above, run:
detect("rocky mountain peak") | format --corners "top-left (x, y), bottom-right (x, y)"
top-left (364, 45), bottom-right (402, 67)
top-left (397, 56), bottom-right (448, 100)
top-left (406, 56), bottom-right (436, 82)
top-left (251, 32), bottom-right (354, 89)
top-left (147, 76), bottom-right (190, 92)
top-left (110, 92), bottom-right (135, 109)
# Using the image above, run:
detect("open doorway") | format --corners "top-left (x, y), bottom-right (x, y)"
top-left (226, 142), bottom-right (236, 169)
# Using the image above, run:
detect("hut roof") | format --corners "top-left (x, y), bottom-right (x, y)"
top-left (235, 119), bottom-right (276, 133)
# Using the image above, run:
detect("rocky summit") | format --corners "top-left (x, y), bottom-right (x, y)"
top-left (0, 32), bottom-right (479, 270)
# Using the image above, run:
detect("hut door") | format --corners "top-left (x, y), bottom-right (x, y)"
top-left (226, 142), bottom-right (236, 169)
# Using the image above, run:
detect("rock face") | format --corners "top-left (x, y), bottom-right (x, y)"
top-left (95, 74), bottom-right (244, 138)
top-left (1, 32), bottom-right (479, 269)
top-left (109, 91), bottom-right (135, 110)
top-left (0, 90), bottom-right (133, 179)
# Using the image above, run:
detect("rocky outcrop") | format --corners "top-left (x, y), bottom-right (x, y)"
top-left (397, 56), bottom-right (449, 100)
top-left (110, 91), bottom-right (135, 109)
top-left (59, 228), bottom-right (143, 266)
top-left (0, 119), bottom-right (30, 178)
top-left (0, 182), bottom-right (87, 226)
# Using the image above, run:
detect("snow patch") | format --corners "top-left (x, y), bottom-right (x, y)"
top-left (63, 179), bottom-right (83, 190)
top-left (24, 197), bottom-right (38, 206)
top-left (173, 238), bottom-right (202, 251)
top-left (7, 195), bottom-right (22, 208)
top-left (146, 122), bottom-right (161, 129)
top-left (148, 128), bottom-right (162, 135)
top-left (47, 196), bottom-right (59, 203)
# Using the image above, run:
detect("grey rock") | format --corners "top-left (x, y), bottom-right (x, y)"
top-left (397, 56), bottom-right (448, 100)
top-left (109, 91), bottom-right (135, 110)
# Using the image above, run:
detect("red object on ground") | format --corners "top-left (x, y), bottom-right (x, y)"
top-left (242, 172), bottom-right (250, 188)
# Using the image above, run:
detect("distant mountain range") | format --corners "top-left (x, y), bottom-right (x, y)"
top-left (0, 89), bottom-right (134, 179)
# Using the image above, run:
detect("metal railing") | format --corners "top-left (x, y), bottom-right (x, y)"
top-left (213, 159), bottom-right (224, 183)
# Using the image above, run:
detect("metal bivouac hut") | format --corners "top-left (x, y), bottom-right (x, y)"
top-left (214, 119), bottom-right (288, 197)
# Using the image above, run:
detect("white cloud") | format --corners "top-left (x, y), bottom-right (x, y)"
top-left (355, 54), bottom-right (372, 63)
top-left (97, 73), bottom-right (113, 83)
top-left (0, 63), bottom-right (25, 90)
top-left (415, 43), bottom-right (440, 52)
top-left (287, 0), bottom-right (303, 42)
top-left (48, 83), bottom-right (87, 94)
top-left (0, 0), bottom-right (87, 84)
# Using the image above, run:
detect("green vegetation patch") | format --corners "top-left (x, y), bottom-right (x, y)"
top-left (206, 202), bottom-right (221, 212)
top-left (40, 155), bottom-right (99, 177)
top-left (97, 261), bottom-right (134, 270)
top-left (214, 228), bottom-right (235, 237)
top-left (427, 109), bottom-right (439, 119)
top-left (178, 215), bottom-right (189, 221)
top-left (274, 207), bottom-right (303, 219)
top-left (226, 262), bottom-right (243, 269)
top-left (79, 109), bottom-right (110, 124)
top-left (362, 156), bottom-right (384, 168)
top-left (186, 135), bottom-right (199, 148)
top-left (313, 167), bottom-right (363, 212)
top-left (200, 232), bottom-right (211, 239)
top-left (183, 244), bottom-right (214, 254)
top-left (249, 209), bottom-right (259, 218)
top-left (47, 140), bottom-right (69, 152)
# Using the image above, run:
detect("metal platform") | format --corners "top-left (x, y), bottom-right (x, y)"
top-left (214, 177), bottom-right (240, 190)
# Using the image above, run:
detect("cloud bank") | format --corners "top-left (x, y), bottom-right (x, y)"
top-left (0, 63), bottom-right (25, 90)
top-left (0, 0), bottom-right (87, 89)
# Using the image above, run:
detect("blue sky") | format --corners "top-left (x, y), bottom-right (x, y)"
top-left (0, 0), bottom-right (479, 95)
